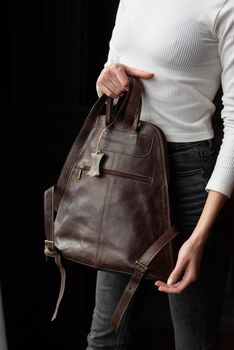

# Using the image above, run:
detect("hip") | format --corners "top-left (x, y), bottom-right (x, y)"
top-left (166, 138), bottom-right (219, 243)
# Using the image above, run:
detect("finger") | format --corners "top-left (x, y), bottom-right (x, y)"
top-left (107, 65), bottom-right (130, 91)
top-left (115, 72), bottom-right (129, 91)
top-left (157, 276), bottom-right (194, 294)
top-left (98, 76), bottom-right (123, 96)
top-left (98, 71), bottom-right (127, 97)
top-left (107, 63), bottom-right (153, 87)
top-left (99, 65), bottom-right (129, 92)
top-left (104, 80), bottom-right (123, 95)
top-left (155, 269), bottom-right (197, 294)
top-left (99, 84), bottom-right (120, 98)
top-left (154, 260), bottom-right (186, 290)
top-left (157, 281), bottom-right (180, 293)
top-left (108, 69), bottom-right (129, 92)
top-left (124, 65), bottom-right (155, 80)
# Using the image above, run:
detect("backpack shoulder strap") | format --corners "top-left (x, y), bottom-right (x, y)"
top-left (111, 226), bottom-right (179, 332)
top-left (44, 186), bottom-right (66, 321)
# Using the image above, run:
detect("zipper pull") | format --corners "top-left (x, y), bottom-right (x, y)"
top-left (77, 164), bottom-right (86, 180)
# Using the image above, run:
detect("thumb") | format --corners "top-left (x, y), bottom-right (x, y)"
top-left (167, 261), bottom-right (186, 286)
top-left (124, 65), bottom-right (155, 80)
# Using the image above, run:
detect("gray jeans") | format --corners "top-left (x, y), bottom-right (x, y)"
top-left (86, 139), bottom-right (231, 350)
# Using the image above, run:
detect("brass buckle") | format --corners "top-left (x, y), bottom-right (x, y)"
top-left (44, 240), bottom-right (55, 251)
top-left (135, 260), bottom-right (147, 275)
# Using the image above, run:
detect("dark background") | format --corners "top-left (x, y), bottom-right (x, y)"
top-left (4, 1), bottom-right (234, 349)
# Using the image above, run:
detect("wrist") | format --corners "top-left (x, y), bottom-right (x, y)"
top-left (189, 227), bottom-right (211, 247)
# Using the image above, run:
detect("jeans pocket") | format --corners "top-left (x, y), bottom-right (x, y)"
top-left (173, 167), bottom-right (204, 178)
top-left (197, 139), bottom-right (219, 182)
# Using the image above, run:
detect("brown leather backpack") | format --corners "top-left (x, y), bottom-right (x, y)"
top-left (44, 77), bottom-right (179, 332)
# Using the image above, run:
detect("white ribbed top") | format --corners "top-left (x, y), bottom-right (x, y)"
top-left (100, 0), bottom-right (234, 197)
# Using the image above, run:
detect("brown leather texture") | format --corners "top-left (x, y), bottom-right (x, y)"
top-left (50, 78), bottom-right (177, 280)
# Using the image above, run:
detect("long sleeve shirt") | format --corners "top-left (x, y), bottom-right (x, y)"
top-left (100, 0), bottom-right (234, 198)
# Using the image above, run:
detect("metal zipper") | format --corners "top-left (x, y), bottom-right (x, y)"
top-left (76, 163), bottom-right (151, 183)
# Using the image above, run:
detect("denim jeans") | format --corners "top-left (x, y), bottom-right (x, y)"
top-left (86, 139), bottom-right (231, 350)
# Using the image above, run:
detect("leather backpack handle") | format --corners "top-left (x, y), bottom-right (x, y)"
top-left (106, 76), bottom-right (143, 133)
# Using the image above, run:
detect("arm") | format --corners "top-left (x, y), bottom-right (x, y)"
top-left (155, 0), bottom-right (234, 293)
top-left (155, 190), bottom-right (227, 293)
top-left (205, 0), bottom-right (234, 198)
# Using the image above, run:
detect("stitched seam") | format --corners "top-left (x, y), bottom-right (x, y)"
top-left (94, 154), bottom-right (116, 267)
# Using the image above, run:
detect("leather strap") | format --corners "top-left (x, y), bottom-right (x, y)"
top-left (114, 77), bottom-right (142, 132)
top-left (44, 186), bottom-right (66, 322)
top-left (44, 186), bottom-right (55, 243)
top-left (111, 225), bottom-right (179, 332)
top-left (50, 253), bottom-right (66, 321)
top-left (54, 94), bottom-right (108, 211)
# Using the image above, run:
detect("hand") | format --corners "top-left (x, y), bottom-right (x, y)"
top-left (155, 237), bottom-right (205, 294)
top-left (96, 63), bottom-right (155, 98)
top-left (155, 191), bottom-right (227, 294)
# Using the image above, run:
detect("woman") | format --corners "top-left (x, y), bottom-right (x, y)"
top-left (86, 0), bottom-right (234, 349)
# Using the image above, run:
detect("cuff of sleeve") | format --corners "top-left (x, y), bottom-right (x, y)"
top-left (205, 182), bottom-right (234, 199)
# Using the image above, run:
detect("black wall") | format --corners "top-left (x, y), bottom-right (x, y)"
top-left (5, 1), bottom-right (234, 350)
top-left (5, 1), bottom-right (120, 349)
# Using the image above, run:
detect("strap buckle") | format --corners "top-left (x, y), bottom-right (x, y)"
top-left (44, 239), bottom-right (55, 251)
top-left (135, 260), bottom-right (147, 275)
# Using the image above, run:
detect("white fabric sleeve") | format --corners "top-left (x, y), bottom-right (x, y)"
top-left (205, 0), bottom-right (234, 198)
